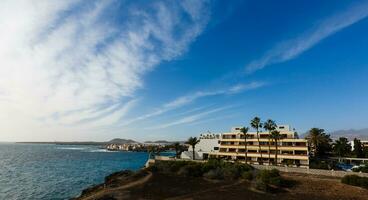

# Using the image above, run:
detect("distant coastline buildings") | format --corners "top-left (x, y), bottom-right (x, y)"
top-left (106, 143), bottom-right (144, 151)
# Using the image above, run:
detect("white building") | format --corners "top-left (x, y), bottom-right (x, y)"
top-left (181, 133), bottom-right (221, 160)
top-left (211, 125), bottom-right (309, 167)
top-left (350, 140), bottom-right (368, 150)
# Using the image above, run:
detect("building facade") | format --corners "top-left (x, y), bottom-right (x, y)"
top-left (350, 140), bottom-right (368, 150)
top-left (181, 133), bottom-right (221, 160)
top-left (210, 125), bottom-right (309, 168)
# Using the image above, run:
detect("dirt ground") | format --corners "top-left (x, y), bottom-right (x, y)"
top-left (77, 172), bottom-right (368, 200)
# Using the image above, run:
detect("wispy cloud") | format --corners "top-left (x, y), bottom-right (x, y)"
top-left (186, 112), bottom-right (240, 127)
top-left (122, 81), bottom-right (265, 126)
top-left (147, 106), bottom-right (232, 129)
top-left (245, 1), bottom-right (368, 73)
top-left (0, 0), bottom-right (210, 140)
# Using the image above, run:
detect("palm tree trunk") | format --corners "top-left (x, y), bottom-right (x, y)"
top-left (192, 146), bottom-right (195, 160)
top-left (275, 139), bottom-right (278, 166)
top-left (257, 129), bottom-right (263, 165)
top-left (268, 139), bottom-right (271, 165)
top-left (244, 135), bottom-right (248, 164)
top-left (268, 131), bottom-right (271, 165)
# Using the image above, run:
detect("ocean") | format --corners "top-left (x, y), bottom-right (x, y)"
top-left (0, 143), bottom-right (149, 200)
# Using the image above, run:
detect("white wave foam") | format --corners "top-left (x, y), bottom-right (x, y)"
top-left (88, 149), bottom-right (116, 153)
top-left (56, 147), bottom-right (86, 150)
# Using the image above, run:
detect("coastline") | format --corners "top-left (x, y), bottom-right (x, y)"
top-left (0, 143), bottom-right (149, 199)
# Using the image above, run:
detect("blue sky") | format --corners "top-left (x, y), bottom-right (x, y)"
top-left (0, 0), bottom-right (368, 142)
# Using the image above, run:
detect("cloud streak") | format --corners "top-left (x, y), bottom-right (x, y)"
top-left (245, 1), bottom-right (368, 73)
top-left (0, 0), bottom-right (210, 141)
top-left (147, 106), bottom-right (232, 129)
top-left (121, 81), bottom-right (265, 126)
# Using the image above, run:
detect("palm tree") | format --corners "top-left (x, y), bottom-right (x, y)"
top-left (270, 130), bottom-right (281, 166)
top-left (147, 146), bottom-right (160, 159)
top-left (240, 127), bottom-right (249, 164)
top-left (186, 137), bottom-right (200, 160)
top-left (251, 117), bottom-right (263, 165)
top-left (332, 137), bottom-right (351, 158)
top-left (173, 142), bottom-right (181, 159)
top-left (305, 128), bottom-right (332, 158)
top-left (353, 138), bottom-right (363, 158)
top-left (263, 119), bottom-right (277, 165)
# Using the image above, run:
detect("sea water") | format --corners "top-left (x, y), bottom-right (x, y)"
top-left (0, 143), bottom-right (148, 199)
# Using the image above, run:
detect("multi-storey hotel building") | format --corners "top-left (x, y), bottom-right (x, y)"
top-left (210, 125), bottom-right (309, 168)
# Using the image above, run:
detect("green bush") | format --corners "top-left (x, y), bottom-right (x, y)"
top-left (257, 169), bottom-right (280, 182)
top-left (223, 165), bottom-right (241, 180)
top-left (256, 169), bottom-right (282, 191)
top-left (341, 175), bottom-right (368, 188)
top-left (203, 168), bottom-right (224, 180)
top-left (146, 165), bottom-right (158, 172)
top-left (241, 171), bottom-right (253, 180)
top-left (233, 162), bottom-right (253, 172)
top-left (152, 159), bottom-right (253, 180)
top-left (201, 159), bottom-right (224, 173)
top-left (255, 179), bottom-right (268, 191)
top-left (154, 161), bottom-right (190, 173)
top-left (177, 162), bottom-right (203, 177)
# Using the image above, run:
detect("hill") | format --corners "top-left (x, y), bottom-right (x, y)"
top-left (108, 138), bottom-right (138, 144)
top-left (330, 128), bottom-right (368, 140)
top-left (18, 138), bottom-right (139, 145)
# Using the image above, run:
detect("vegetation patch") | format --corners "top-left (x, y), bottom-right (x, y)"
top-left (152, 159), bottom-right (253, 180)
top-left (254, 169), bottom-right (296, 192)
top-left (150, 159), bottom-right (297, 194)
top-left (341, 175), bottom-right (368, 189)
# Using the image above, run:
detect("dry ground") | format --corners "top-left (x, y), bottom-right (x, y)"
top-left (76, 171), bottom-right (368, 200)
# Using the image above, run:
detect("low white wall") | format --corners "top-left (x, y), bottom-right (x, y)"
top-left (251, 164), bottom-right (368, 178)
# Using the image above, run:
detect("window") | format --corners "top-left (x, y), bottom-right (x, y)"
top-left (214, 147), bottom-right (219, 150)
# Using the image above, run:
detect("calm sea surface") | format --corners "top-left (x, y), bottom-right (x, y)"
top-left (0, 143), bottom-right (149, 200)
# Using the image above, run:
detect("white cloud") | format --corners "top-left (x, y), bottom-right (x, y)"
top-left (0, 0), bottom-right (210, 141)
top-left (147, 106), bottom-right (232, 129)
top-left (245, 1), bottom-right (368, 73)
top-left (122, 81), bottom-right (265, 126)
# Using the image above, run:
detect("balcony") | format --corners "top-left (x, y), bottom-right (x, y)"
top-left (212, 151), bottom-right (309, 160)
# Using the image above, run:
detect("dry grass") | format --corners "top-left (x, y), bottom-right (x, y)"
top-left (76, 171), bottom-right (368, 200)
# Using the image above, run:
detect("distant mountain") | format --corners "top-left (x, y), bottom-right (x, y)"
top-left (329, 128), bottom-right (368, 140)
top-left (18, 138), bottom-right (139, 145)
top-left (107, 138), bottom-right (138, 144)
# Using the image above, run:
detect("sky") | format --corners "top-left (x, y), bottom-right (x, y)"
top-left (1, 0), bottom-right (368, 142)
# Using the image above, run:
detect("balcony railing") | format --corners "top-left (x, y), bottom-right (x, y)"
top-left (219, 144), bottom-right (307, 148)
top-left (216, 151), bottom-right (308, 157)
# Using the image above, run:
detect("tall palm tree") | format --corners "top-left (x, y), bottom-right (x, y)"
top-left (270, 130), bottom-right (281, 166)
top-left (240, 127), bottom-right (249, 164)
top-left (251, 117), bottom-right (263, 165)
top-left (147, 146), bottom-right (160, 159)
top-left (305, 128), bottom-right (332, 158)
top-left (332, 137), bottom-right (351, 158)
top-left (186, 137), bottom-right (200, 160)
top-left (263, 119), bottom-right (277, 165)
